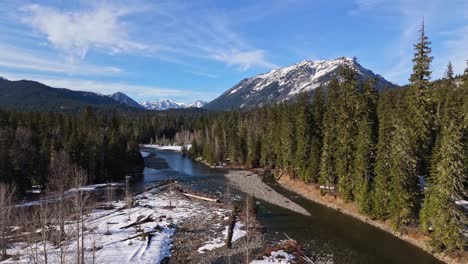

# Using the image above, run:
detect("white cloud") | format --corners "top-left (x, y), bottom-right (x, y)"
top-left (16, 1), bottom-right (276, 71)
top-left (213, 50), bottom-right (277, 71)
top-left (21, 3), bottom-right (147, 60)
top-left (0, 43), bottom-right (121, 76)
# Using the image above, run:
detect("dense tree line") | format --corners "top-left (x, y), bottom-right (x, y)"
top-left (0, 107), bottom-right (144, 192)
top-left (186, 22), bottom-right (467, 251)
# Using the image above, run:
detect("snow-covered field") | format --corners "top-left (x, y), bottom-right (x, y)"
top-left (3, 188), bottom-right (244, 264)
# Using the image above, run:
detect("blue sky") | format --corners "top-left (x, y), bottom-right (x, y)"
top-left (0, 0), bottom-right (467, 103)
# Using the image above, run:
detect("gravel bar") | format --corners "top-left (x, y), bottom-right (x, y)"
top-left (225, 170), bottom-right (310, 216)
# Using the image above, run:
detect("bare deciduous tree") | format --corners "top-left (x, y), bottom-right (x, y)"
top-left (0, 183), bottom-right (15, 260)
top-left (48, 150), bottom-right (74, 264)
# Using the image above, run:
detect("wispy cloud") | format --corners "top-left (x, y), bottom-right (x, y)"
top-left (213, 50), bottom-right (278, 71)
top-left (0, 43), bottom-right (121, 76)
top-left (21, 3), bottom-right (148, 61)
top-left (16, 1), bottom-right (276, 71)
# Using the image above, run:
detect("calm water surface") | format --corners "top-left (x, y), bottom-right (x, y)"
top-left (137, 148), bottom-right (442, 264)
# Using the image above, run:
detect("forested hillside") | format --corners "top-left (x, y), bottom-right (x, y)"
top-left (0, 78), bottom-right (141, 112)
top-left (181, 24), bottom-right (468, 252)
top-left (0, 106), bottom-right (208, 193)
top-left (0, 107), bottom-right (144, 192)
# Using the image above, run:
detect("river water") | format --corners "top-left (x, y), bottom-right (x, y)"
top-left (137, 148), bottom-right (442, 264)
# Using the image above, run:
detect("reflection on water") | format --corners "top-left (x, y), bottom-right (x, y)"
top-left (138, 148), bottom-right (442, 264)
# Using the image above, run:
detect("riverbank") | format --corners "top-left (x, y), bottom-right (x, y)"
top-left (277, 174), bottom-right (467, 264)
top-left (225, 170), bottom-right (310, 216)
top-left (1, 185), bottom-right (249, 264)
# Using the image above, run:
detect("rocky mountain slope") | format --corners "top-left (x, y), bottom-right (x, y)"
top-left (205, 57), bottom-right (396, 110)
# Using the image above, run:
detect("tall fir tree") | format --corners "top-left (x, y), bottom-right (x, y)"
top-left (294, 93), bottom-right (312, 181)
top-left (335, 61), bottom-right (360, 201)
top-left (308, 86), bottom-right (325, 183)
top-left (388, 116), bottom-right (420, 229)
top-left (420, 117), bottom-right (467, 251)
top-left (353, 79), bottom-right (378, 214)
top-left (371, 90), bottom-right (397, 219)
top-left (407, 19), bottom-right (434, 178)
top-left (319, 77), bottom-right (340, 189)
top-left (280, 104), bottom-right (296, 174)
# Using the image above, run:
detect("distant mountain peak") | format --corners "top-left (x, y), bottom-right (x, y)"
top-left (205, 57), bottom-right (396, 110)
top-left (188, 100), bottom-right (207, 108)
top-left (139, 99), bottom-right (185, 110)
top-left (108, 92), bottom-right (143, 109)
top-left (139, 99), bottom-right (206, 110)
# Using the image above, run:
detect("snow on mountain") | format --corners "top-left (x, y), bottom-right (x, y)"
top-left (139, 99), bottom-right (206, 110)
top-left (187, 100), bottom-right (207, 108)
top-left (108, 92), bottom-right (144, 109)
top-left (140, 99), bottom-right (186, 110)
top-left (205, 57), bottom-right (396, 110)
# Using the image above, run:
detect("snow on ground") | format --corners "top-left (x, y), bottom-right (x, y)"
top-left (140, 151), bottom-right (151, 157)
top-left (197, 221), bottom-right (247, 253)
top-left (250, 250), bottom-right (296, 263)
top-left (3, 189), bottom-right (230, 264)
top-left (16, 183), bottom-right (124, 207)
top-left (141, 144), bottom-right (191, 152)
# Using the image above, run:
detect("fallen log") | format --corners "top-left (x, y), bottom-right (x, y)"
top-left (119, 215), bottom-right (153, 230)
top-left (119, 230), bottom-right (158, 243)
top-left (133, 180), bottom-right (176, 196)
top-left (225, 206), bottom-right (238, 249)
top-left (182, 192), bottom-right (220, 203)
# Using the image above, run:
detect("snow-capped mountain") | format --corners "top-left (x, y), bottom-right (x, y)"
top-left (140, 99), bottom-right (207, 110)
top-left (187, 100), bottom-right (207, 108)
top-left (140, 99), bottom-right (186, 110)
top-left (109, 92), bottom-right (144, 109)
top-left (205, 57), bottom-right (396, 110)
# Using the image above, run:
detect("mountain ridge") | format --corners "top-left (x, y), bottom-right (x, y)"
top-left (0, 78), bottom-right (139, 112)
top-left (205, 57), bottom-right (396, 110)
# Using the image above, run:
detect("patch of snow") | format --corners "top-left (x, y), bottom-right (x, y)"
top-left (140, 151), bottom-right (150, 158)
top-left (5, 189), bottom-right (219, 264)
top-left (197, 222), bottom-right (247, 253)
top-left (251, 250), bottom-right (296, 264)
top-left (142, 144), bottom-right (191, 152)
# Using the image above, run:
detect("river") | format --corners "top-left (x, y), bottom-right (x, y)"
top-left (135, 148), bottom-right (442, 264)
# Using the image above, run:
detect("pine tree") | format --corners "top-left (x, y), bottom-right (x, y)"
top-left (388, 118), bottom-right (419, 229)
top-left (420, 117), bottom-right (467, 251)
top-left (319, 78), bottom-right (340, 189)
top-left (444, 61), bottom-right (454, 81)
top-left (372, 89), bottom-right (397, 219)
top-left (335, 62), bottom-right (360, 201)
top-left (353, 79), bottom-right (378, 214)
top-left (294, 93), bottom-right (312, 181)
top-left (308, 86), bottom-right (325, 183)
top-left (407, 19), bottom-right (434, 179)
top-left (280, 104), bottom-right (296, 174)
